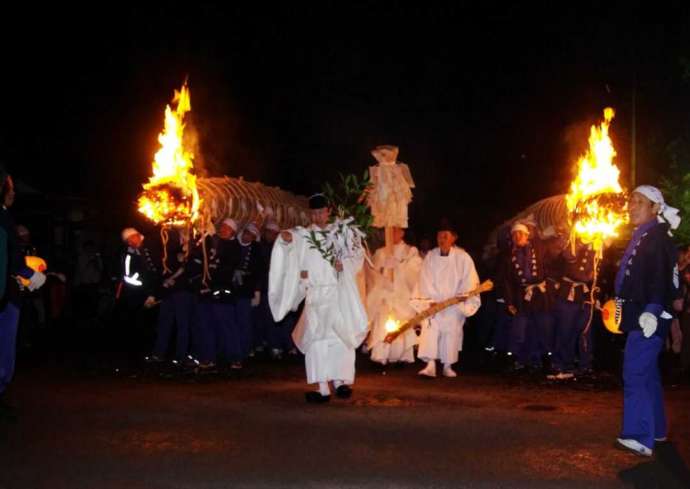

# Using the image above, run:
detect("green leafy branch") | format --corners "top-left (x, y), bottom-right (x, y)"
top-left (306, 229), bottom-right (337, 268)
top-left (323, 170), bottom-right (373, 237)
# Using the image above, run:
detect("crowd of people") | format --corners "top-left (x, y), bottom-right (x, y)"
top-left (1, 163), bottom-right (686, 456)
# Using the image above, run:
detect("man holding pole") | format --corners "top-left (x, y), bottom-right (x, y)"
top-left (615, 185), bottom-right (680, 457)
top-left (417, 223), bottom-right (481, 378)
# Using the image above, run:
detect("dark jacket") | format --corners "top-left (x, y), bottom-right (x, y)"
top-left (502, 238), bottom-right (558, 314)
top-left (617, 222), bottom-right (678, 337)
top-left (0, 207), bottom-right (33, 307)
top-left (121, 244), bottom-right (159, 299)
top-left (555, 242), bottom-right (597, 305)
top-left (231, 241), bottom-right (264, 299)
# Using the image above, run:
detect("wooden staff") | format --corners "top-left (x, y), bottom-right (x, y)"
top-left (384, 280), bottom-right (494, 343)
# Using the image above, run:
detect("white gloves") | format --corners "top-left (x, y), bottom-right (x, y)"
top-left (639, 312), bottom-right (658, 338)
top-left (28, 271), bottom-right (47, 291)
top-left (251, 291), bottom-right (261, 307)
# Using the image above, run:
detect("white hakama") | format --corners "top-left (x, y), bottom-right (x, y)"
top-left (366, 242), bottom-right (422, 364)
top-left (269, 224), bottom-right (367, 385)
top-left (417, 246), bottom-right (480, 366)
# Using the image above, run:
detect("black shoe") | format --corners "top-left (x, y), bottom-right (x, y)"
top-left (335, 385), bottom-right (353, 399)
top-left (305, 391), bottom-right (330, 404)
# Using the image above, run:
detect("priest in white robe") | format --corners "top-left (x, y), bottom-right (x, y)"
top-left (417, 224), bottom-right (481, 378)
top-left (268, 194), bottom-right (368, 403)
top-left (366, 227), bottom-right (422, 364)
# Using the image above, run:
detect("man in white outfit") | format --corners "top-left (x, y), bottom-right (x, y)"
top-left (417, 224), bottom-right (481, 378)
top-left (366, 227), bottom-right (422, 364)
top-left (268, 194), bottom-right (368, 403)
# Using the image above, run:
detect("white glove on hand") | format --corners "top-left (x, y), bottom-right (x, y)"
top-left (28, 271), bottom-right (47, 291)
top-left (251, 291), bottom-right (261, 307)
top-left (639, 312), bottom-right (658, 338)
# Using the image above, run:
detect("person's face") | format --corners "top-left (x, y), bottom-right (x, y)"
top-left (126, 233), bottom-right (143, 248)
top-left (512, 230), bottom-right (530, 248)
top-left (242, 230), bottom-right (257, 243)
top-left (218, 223), bottom-right (236, 240)
top-left (437, 231), bottom-right (457, 252)
top-left (392, 227), bottom-right (405, 245)
top-left (310, 207), bottom-right (330, 228)
top-left (629, 192), bottom-right (660, 227)
top-left (3, 175), bottom-right (15, 208)
top-left (263, 229), bottom-right (279, 243)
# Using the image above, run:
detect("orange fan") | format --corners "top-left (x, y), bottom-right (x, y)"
top-left (601, 299), bottom-right (622, 334)
top-left (19, 256), bottom-right (47, 287)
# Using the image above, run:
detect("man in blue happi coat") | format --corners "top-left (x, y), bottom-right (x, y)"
top-left (550, 239), bottom-right (597, 380)
top-left (615, 185), bottom-right (680, 457)
top-left (502, 222), bottom-right (556, 371)
top-left (0, 169), bottom-right (46, 420)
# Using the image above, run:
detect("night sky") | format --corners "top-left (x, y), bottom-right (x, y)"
top-left (2, 4), bottom-right (690, 250)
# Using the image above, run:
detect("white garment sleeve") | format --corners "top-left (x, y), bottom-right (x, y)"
top-left (268, 229), bottom-right (306, 321)
top-left (419, 253), bottom-right (442, 301)
top-left (457, 252), bottom-right (481, 318)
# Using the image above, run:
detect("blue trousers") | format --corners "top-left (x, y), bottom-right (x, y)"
top-left (621, 329), bottom-right (667, 450)
top-left (510, 311), bottom-right (554, 366)
top-left (153, 290), bottom-right (194, 361)
top-left (552, 299), bottom-right (589, 372)
top-left (210, 299), bottom-right (253, 363)
top-left (235, 299), bottom-right (253, 360)
top-left (192, 301), bottom-right (217, 364)
top-left (256, 298), bottom-right (295, 352)
top-left (0, 303), bottom-right (20, 395)
top-left (492, 305), bottom-right (512, 352)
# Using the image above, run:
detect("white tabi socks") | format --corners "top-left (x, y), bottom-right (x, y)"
top-left (442, 364), bottom-right (458, 378)
top-left (318, 382), bottom-right (331, 396)
top-left (418, 360), bottom-right (437, 378)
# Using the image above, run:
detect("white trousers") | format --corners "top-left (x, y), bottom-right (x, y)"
top-left (417, 316), bottom-right (464, 365)
top-left (304, 332), bottom-right (356, 385)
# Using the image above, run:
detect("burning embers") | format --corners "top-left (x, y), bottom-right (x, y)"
top-left (137, 83), bottom-right (200, 227)
top-left (565, 107), bottom-right (627, 254)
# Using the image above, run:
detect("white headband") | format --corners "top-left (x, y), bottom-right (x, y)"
top-left (121, 227), bottom-right (142, 242)
top-left (511, 223), bottom-right (530, 235)
top-left (244, 223), bottom-right (260, 237)
top-left (222, 218), bottom-right (238, 231)
top-left (633, 185), bottom-right (681, 230)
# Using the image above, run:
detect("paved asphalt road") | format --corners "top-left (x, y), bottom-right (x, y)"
top-left (1, 352), bottom-right (689, 489)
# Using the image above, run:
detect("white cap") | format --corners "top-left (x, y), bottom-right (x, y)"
top-left (633, 185), bottom-right (681, 230)
top-left (511, 222), bottom-right (530, 235)
top-left (221, 218), bottom-right (238, 231)
top-left (121, 227), bottom-right (141, 242)
top-left (244, 223), bottom-right (260, 237)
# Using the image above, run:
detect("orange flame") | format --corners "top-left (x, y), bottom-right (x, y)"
top-left (137, 83), bottom-right (200, 226)
top-left (565, 108), bottom-right (628, 252)
top-left (384, 316), bottom-right (401, 333)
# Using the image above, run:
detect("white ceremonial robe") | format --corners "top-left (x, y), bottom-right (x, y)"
top-left (268, 224), bottom-right (368, 385)
top-left (366, 242), bottom-right (422, 364)
top-left (417, 246), bottom-right (481, 365)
